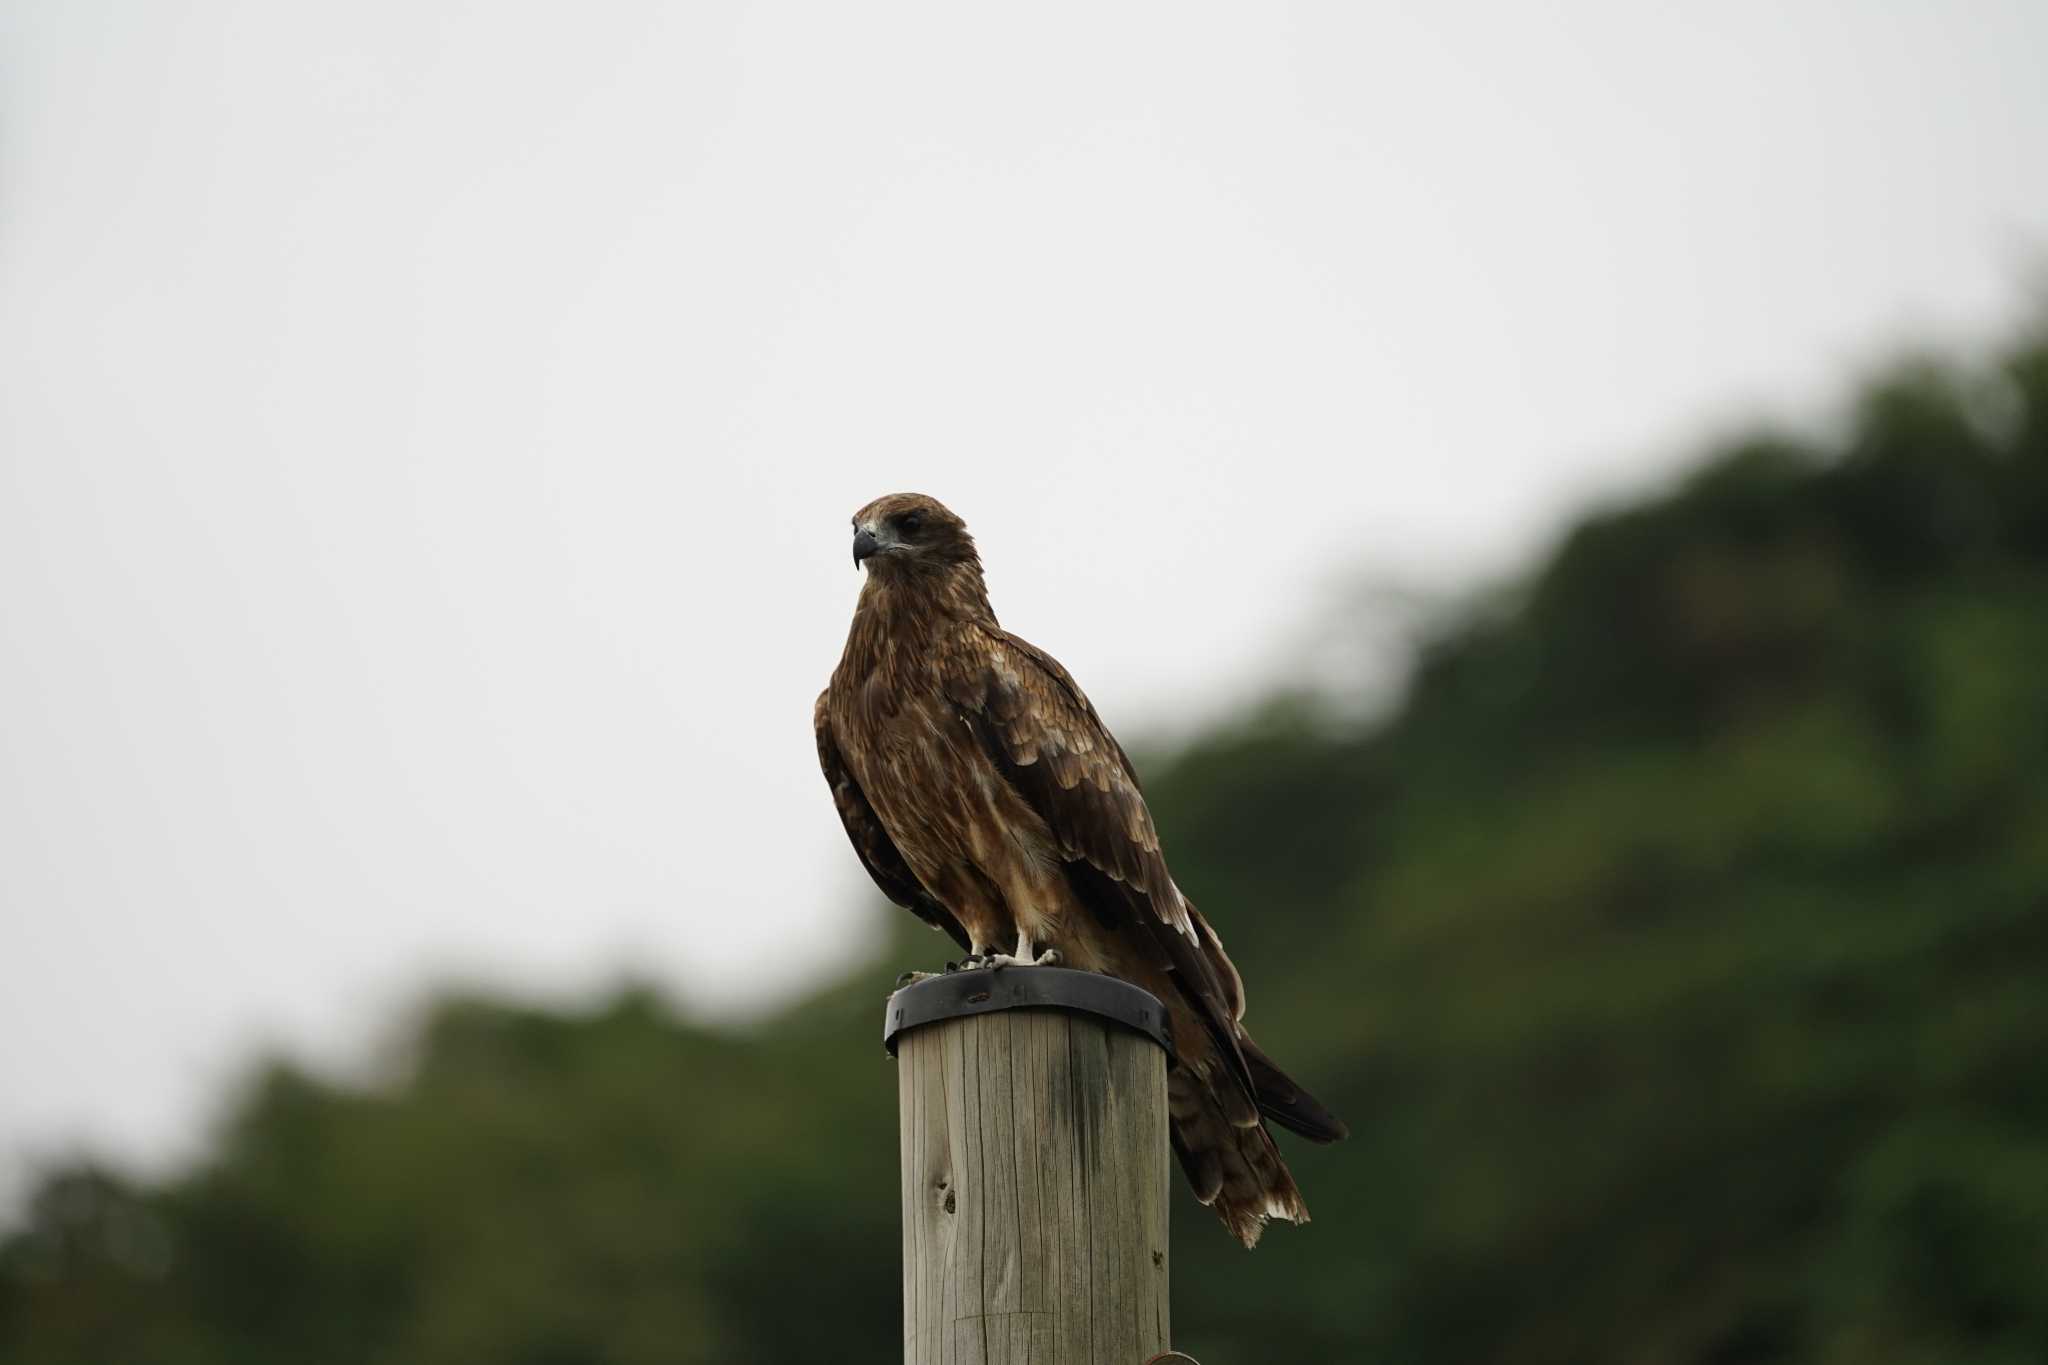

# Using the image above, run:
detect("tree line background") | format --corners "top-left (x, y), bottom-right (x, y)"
top-left (5, 315), bottom-right (2047, 1363)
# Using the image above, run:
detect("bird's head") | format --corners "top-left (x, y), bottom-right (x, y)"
top-left (849, 493), bottom-right (978, 577)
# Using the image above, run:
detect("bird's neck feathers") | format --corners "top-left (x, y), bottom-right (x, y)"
top-left (845, 555), bottom-right (996, 666)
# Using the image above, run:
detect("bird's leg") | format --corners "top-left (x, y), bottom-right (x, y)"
top-left (990, 928), bottom-right (1060, 968)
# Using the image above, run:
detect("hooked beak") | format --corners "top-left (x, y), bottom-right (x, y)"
top-left (852, 527), bottom-right (880, 566)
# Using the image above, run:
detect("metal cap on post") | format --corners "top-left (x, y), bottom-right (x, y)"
top-left (884, 966), bottom-right (1176, 1061)
top-left (886, 967), bottom-right (1178, 1365)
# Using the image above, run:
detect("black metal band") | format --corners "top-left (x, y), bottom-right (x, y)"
top-left (883, 966), bottom-right (1174, 1062)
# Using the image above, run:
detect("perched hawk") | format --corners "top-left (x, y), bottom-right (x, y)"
top-left (815, 492), bottom-right (1345, 1246)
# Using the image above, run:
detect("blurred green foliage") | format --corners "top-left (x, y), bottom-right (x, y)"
top-left (7, 318), bottom-right (2048, 1363)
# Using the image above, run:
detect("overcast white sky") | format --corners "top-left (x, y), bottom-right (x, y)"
top-left (3, 0), bottom-right (2045, 1215)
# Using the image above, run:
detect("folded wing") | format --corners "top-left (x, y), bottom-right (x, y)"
top-left (814, 690), bottom-right (970, 953)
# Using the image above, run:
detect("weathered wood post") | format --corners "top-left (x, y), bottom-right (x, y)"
top-left (884, 967), bottom-right (1176, 1365)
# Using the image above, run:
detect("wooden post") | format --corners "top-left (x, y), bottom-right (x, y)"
top-left (886, 969), bottom-right (1174, 1365)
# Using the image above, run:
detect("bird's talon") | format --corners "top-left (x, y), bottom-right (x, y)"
top-left (988, 948), bottom-right (1059, 969)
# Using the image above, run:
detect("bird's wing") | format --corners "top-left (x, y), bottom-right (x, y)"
top-left (942, 627), bottom-right (1195, 937)
top-left (943, 628), bottom-right (1258, 1066)
top-left (814, 690), bottom-right (971, 952)
top-left (946, 630), bottom-right (1327, 1178)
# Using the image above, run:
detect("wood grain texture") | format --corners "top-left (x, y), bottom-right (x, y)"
top-left (899, 1007), bottom-right (1171, 1365)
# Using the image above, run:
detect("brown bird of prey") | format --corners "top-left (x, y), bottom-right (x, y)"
top-left (815, 492), bottom-right (1345, 1246)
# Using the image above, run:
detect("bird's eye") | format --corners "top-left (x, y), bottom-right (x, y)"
top-left (900, 512), bottom-right (924, 534)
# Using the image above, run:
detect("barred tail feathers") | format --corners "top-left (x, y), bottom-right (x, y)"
top-left (1166, 1057), bottom-right (1311, 1249)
